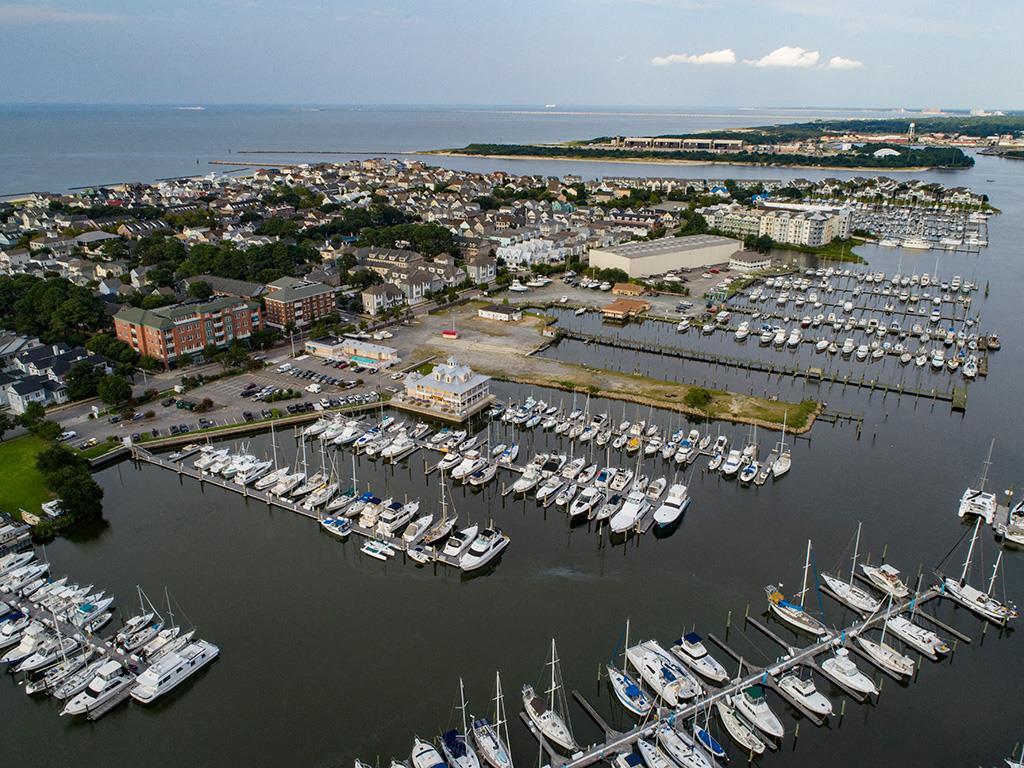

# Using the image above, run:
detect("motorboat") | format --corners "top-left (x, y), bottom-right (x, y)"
top-left (2, 622), bottom-right (49, 666)
top-left (645, 477), bottom-right (667, 501)
top-left (451, 451), bottom-right (487, 481)
top-left (720, 450), bottom-right (743, 477)
top-left (16, 635), bottom-right (80, 674)
top-left (535, 476), bottom-right (565, 505)
top-left (821, 648), bottom-right (878, 696)
top-left (320, 516), bottom-right (352, 539)
top-left (411, 738), bottom-right (447, 768)
top-left (860, 563), bottom-right (910, 599)
top-left (511, 468), bottom-right (541, 495)
top-left (854, 634), bottom-right (915, 677)
top-left (569, 487), bottom-right (604, 518)
top-left (468, 462), bottom-right (498, 487)
top-left (777, 673), bottom-right (832, 717)
top-left (459, 528), bottom-right (510, 571)
top-left (606, 663), bottom-right (652, 716)
top-left (442, 525), bottom-right (479, 559)
top-left (609, 469), bottom-right (634, 493)
top-left (555, 483), bottom-right (578, 508)
top-left (61, 660), bottom-right (132, 716)
top-left (652, 484), bottom-right (690, 528)
top-left (577, 463), bottom-right (598, 485)
top-left (131, 639), bottom-right (219, 703)
top-left (670, 632), bottom-right (727, 683)
top-left (625, 640), bottom-right (701, 707)
top-left (714, 700), bottom-right (766, 755)
top-left (730, 685), bottom-right (784, 740)
top-left (609, 491), bottom-right (650, 534)
top-left (884, 615), bottom-right (950, 658)
top-left (377, 500), bottom-right (420, 537)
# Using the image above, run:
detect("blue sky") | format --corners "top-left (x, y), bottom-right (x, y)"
top-left (0, 0), bottom-right (1019, 108)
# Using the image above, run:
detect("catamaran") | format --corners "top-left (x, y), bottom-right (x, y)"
top-left (522, 640), bottom-right (578, 752)
top-left (957, 439), bottom-right (997, 524)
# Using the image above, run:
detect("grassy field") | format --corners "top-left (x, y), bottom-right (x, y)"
top-left (0, 435), bottom-right (53, 519)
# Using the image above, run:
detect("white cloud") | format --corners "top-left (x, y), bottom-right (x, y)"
top-left (826, 55), bottom-right (864, 70)
top-left (744, 46), bottom-right (820, 68)
top-left (651, 49), bottom-right (736, 66)
top-left (0, 4), bottom-right (124, 24)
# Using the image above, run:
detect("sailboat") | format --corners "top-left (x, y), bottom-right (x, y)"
top-left (470, 672), bottom-right (513, 768)
top-left (423, 469), bottom-right (458, 545)
top-left (771, 411), bottom-right (791, 478)
top-left (941, 517), bottom-right (1019, 626)
top-left (606, 619), bottom-right (653, 716)
top-left (820, 523), bottom-right (882, 614)
top-left (522, 640), bottom-right (578, 752)
top-left (765, 540), bottom-right (828, 636)
top-left (440, 678), bottom-right (481, 768)
top-left (853, 595), bottom-right (915, 677)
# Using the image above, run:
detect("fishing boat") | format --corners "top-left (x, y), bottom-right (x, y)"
top-left (777, 673), bottom-right (832, 716)
top-left (714, 700), bottom-right (766, 755)
top-left (609, 490), bottom-right (651, 534)
top-left (60, 660), bottom-right (132, 717)
top-left (656, 722), bottom-right (712, 768)
top-left (470, 672), bottom-right (513, 768)
top-left (522, 640), bottom-right (578, 752)
top-left (730, 685), bottom-right (784, 739)
top-left (821, 648), bottom-right (877, 696)
top-left (670, 632), bottom-right (727, 683)
top-left (720, 450), bottom-right (742, 477)
top-left (766, 542), bottom-right (827, 636)
top-left (652, 484), bottom-right (690, 528)
top-left (821, 523), bottom-right (882, 613)
top-left (460, 528), bottom-right (510, 571)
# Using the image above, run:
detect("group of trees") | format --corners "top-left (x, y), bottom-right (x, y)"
top-left (0, 274), bottom-right (108, 344)
top-left (33, 443), bottom-right (105, 535)
top-left (356, 222), bottom-right (457, 257)
top-left (176, 241), bottom-right (320, 284)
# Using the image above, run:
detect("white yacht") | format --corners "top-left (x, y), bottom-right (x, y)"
top-left (720, 450), bottom-right (743, 477)
top-left (821, 648), bottom-right (878, 696)
top-left (451, 450), bottom-right (487, 481)
top-left (777, 673), bottom-right (833, 717)
top-left (730, 685), bottom-right (784, 740)
top-left (652, 484), bottom-right (690, 528)
top-left (670, 632), bottom-right (727, 683)
top-left (569, 487), bottom-right (603, 518)
top-left (608, 490), bottom-right (650, 534)
top-left (1, 621), bottom-right (48, 665)
top-left (511, 468), bottom-right (541, 495)
top-left (376, 500), bottom-right (420, 537)
top-left (131, 639), bottom-right (219, 703)
top-left (459, 528), bottom-right (510, 571)
top-left (61, 660), bottom-right (133, 716)
top-left (860, 563), bottom-right (910, 599)
top-left (883, 615), bottom-right (950, 659)
top-left (442, 525), bottom-right (479, 559)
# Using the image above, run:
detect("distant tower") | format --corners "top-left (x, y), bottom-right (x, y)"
top-left (908, 122), bottom-right (916, 143)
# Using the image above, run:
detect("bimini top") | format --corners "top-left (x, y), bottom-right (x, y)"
top-left (683, 632), bottom-right (703, 644)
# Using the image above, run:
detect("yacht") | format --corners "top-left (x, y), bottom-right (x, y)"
top-left (511, 467), bottom-right (541, 495)
top-left (883, 615), bottom-right (950, 659)
top-left (625, 641), bottom-right (701, 707)
top-left (731, 685), bottom-right (784, 739)
top-left (535, 476), bottom-right (565, 505)
top-left (720, 450), bottom-right (743, 477)
top-left (608, 490), bottom-right (651, 534)
top-left (451, 450), bottom-right (487, 481)
top-left (821, 648), bottom-right (878, 696)
top-left (131, 640), bottom-right (219, 703)
top-left (381, 433), bottom-right (418, 462)
top-left (459, 528), bottom-right (510, 571)
top-left (734, 322), bottom-right (750, 341)
top-left (402, 513), bottom-right (434, 546)
top-left (377, 500), bottom-right (420, 537)
top-left (522, 684), bottom-right (578, 752)
top-left (777, 673), bottom-right (832, 717)
top-left (569, 487), bottom-right (603, 518)
top-left (2, 622), bottom-right (49, 666)
top-left (652, 484), bottom-right (690, 528)
top-left (442, 525), bottom-right (479, 559)
top-left (860, 563), bottom-right (910, 599)
top-left (670, 632), bottom-right (727, 683)
top-left (17, 635), bottom-right (80, 674)
top-left (61, 660), bottom-right (133, 716)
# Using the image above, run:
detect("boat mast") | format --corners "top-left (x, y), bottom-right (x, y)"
top-left (623, 618), bottom-right (630, 668)
top-left (440, 468), bottom-right (448, 522)
top-left (495, 671), bottom-right (511, 762)
top-left (458, 676), bottom-right (469, 736)
top-left (987, 549), bottom-right (1004, 597)
top-left (850, 522), bottom-right (862, 586)
top-left (271, 421), bottom-right (278, 468)
top-left (799, 539), bottom-right (812, 608)
top-left (979, 438), bottom-right (994, 491)
top-left (960, 517), bottom-right (982, 584)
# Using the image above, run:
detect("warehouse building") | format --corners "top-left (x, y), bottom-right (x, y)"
top-left (587, 235), bottom-right (741, 278)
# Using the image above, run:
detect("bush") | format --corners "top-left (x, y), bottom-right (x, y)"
top-left (684, 387), bottom-right (714, 409)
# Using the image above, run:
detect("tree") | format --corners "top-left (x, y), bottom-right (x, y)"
top-left (187, 280), bottom-right (212, 299)
top-left (66, 361), bottom-right (102, 400)
top-left (0, 413), bottom-right (15, 441)
top-left (85, 333), bottom-right (139, 366)
top-left (216, 343), bottom-right (250, 370)
top-left (18, 401), bottom-right (46, 430)
top-left (97, 375), bottom-right (132, 405)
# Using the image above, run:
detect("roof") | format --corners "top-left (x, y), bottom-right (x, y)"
top-left (182, 274), bottom-right (265, 297)
top-left (264, 280), bottom-right (333, 304)
top-left (266, 276), bottom-right (306, 291)
top-left (730, 250), bottom-right (771, 263)
top-left (115, 297), bottom-right (260, 329)
top-left (479, 304), bottom-right (520, 316)
top-left (595, 235), bottom-right (740, 259)
top-left (362, 283), bottom-right (403, 298)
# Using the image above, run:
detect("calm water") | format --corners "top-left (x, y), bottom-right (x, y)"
top-left (2, 109), bottom-right (1023, 767)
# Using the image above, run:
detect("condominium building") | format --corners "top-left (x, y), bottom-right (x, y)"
top-left (114, 297), bottom-right (263, 364)
top-left (263, 277), bottom-right (336, 329)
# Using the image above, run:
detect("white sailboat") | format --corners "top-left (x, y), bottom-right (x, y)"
top-left (821, 523), bottom-right (882, 614)
top-left (942, 517), bottom-right (1019, 626)
top-left (765, 540), bottom-right (827, 636)
top-left (440, 678), bottom-right (481, 768)
top-left (470, 672), bottom-right (513, 768)
top-left (606, 619), bottom-right (653, 717)
top-left (771, 411), bottom-right (791, 478)
top-left (522, 640), bottom-right (578, 752)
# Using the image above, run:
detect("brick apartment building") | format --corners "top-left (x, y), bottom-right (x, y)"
top-left (114, 297), bottom-right (263, 364)
top-left (263, 277), bottom-right (336, 329)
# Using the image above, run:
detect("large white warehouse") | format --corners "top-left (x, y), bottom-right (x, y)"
top-left (588, 234), bottom-right (742, 278)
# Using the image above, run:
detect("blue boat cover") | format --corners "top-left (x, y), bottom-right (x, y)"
top-left (625, 753), bottom-right (643, 767)
top-left (780, 599), bottom-right (804, 612)
top-left (441, 730), bottom-right (467, 758)
top-left (696, 727), bottom-right (725, 757)
top-left (625, 683), bottom-right (641, 698)
top-left (683, 632), bottom-right (702, 643)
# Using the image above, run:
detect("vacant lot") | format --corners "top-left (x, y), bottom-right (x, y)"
top-left (0, 435), bottom-right (52, 518)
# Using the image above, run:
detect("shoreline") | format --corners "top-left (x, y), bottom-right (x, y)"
top-left (426, 150), bottom-right (953, 173)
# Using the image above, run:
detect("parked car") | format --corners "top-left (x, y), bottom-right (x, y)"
top-left (58, 430), bottom-right (77, 441)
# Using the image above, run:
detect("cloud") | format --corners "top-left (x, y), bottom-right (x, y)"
top-left (826, 55), bottom-right (864, 70)
top-left (651, 49), bottom-right (736, 66)
top-left (0, 4), bottom-right (124, 24)
top-left (744, 46), bottom-right (820, 68)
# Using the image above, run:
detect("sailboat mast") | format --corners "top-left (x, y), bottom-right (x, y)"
top-left (987, 550), bottom-right (1003, 596)
top-left (459, 676), bottom-right (468, 735)
top-left (271, 422), bottom-right (278, 467)
top-left (850, 522), bottom-right (862, 585)
top-left (800, 539), bottom-right (812, 608)
top-left (623, 618), bottom-right (630, 667)
top-left (961, 517), bottom-right (982, 584)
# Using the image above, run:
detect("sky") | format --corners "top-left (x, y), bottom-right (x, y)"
top-left (0, 0), bottom-right (1021, 109)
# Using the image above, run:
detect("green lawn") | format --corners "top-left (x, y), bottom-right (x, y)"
top-left (0, 435), bottom-right (53, 519)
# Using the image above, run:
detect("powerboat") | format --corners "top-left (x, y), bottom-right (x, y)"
top-left (652, 483), bottom-right (690, 527)
top-left (442, 525), bottom-right (479, 559)
top-left (61, 660), bottom-right (133, 716)
top-left (883, 615), bottom-right (950, 659)
top-left (821, 648), bottom-right (878, 696)
top-left (777, 673), bottom-right (832, 717)
top-left (730, 685), bottom-right (784, 740)
top-left (609, 491), bottom-right (650, 534)
top-left (670, 632), bottom-right (727, 683)
top-left (570, 487), bottom-right (603, 518)
top-left (459, 528), bottom-right (510, 571)
top-left (131, 639), bottom-right (219, 703)
top-left (860, 563), bottom-right (910, 599)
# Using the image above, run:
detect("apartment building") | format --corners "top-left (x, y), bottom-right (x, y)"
top-left (263, 277), bottom-right (335, 329)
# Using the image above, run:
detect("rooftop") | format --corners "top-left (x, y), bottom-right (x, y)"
top-left (596, 234), bottom-right (739, 259)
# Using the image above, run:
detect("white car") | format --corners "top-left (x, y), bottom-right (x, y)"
top-left (305, 383), bottom-right (322, 394)
top-left (58, 430), bottom-right (77, 442)
top-left (390, 372), bottom-right (404, 380)
top-left (277, 363), bottom-right (292, 372)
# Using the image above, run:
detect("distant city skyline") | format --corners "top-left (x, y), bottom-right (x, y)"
top-left (0, 0), bottom-right (1019, 110)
